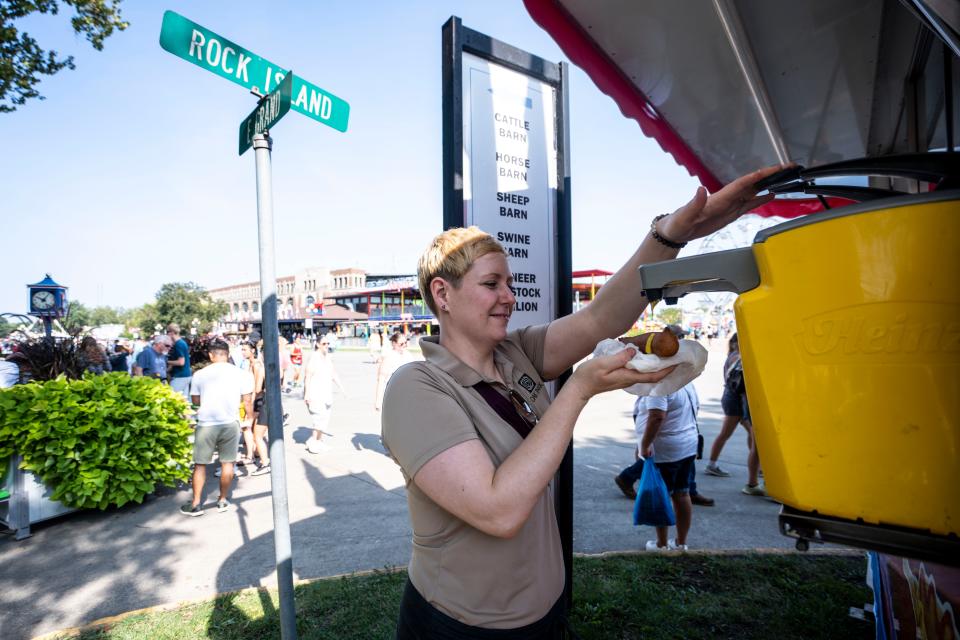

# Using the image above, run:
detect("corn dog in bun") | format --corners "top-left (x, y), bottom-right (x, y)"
top-left (619, 328), bottom-right (680, 358)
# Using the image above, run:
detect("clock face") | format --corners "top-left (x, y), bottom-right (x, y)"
top-left (32, 290), bottom-right (56, 310)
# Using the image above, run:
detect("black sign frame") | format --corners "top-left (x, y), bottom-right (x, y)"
top-left (442, 15), bottom-right (575, 609)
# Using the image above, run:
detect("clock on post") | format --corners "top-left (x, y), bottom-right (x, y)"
top-left (27, 275), bottom-right (68, 337)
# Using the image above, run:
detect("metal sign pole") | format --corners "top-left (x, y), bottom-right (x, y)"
top-left (252, 131), bottom-right (298, 640)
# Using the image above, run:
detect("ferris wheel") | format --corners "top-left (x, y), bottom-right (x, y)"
top-left (682, 214), bottom-right (786, 311)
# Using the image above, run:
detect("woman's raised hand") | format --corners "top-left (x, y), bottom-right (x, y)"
top-left (567, 348), bottom-right (675, 402)
top-left (659, 164), bottom-right (786, 244)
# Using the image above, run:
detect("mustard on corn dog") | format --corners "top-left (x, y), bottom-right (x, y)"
top-left (619, 329), bottom-right (680, 358)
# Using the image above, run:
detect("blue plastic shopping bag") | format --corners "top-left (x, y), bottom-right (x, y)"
top-left (632, 456), bottom-right (676, 527)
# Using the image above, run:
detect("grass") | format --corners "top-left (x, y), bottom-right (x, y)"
top-left (62, 553), bottom-right (872, 640)
top-left (570, 553), bottom-right (872, 639)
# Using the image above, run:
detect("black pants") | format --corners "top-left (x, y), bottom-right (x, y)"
top-left (396, 579), bottom-right (570, 640)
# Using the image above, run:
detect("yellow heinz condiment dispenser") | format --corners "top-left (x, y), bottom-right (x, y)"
top-left (639, 189), bottom-right (960, 562)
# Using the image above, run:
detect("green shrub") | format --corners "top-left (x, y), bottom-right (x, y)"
top-left (0, 373), bottom-right (192, 509)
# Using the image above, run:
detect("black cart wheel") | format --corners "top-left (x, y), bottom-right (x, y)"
top-left (796, 538), bottom-right (810, 552)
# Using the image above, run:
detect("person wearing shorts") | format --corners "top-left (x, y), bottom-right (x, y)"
top-left (181, 339), bottom-right (254, 517)
top-left (637, 382), bottom-right (701, 551)
top-left (615, 325), bottom-right (714, 507)
top-left (707, 334), bottom-right (765, 495)
top-left (237, 342), bottom-right (262, 467)
top-left (248, 387), bottom-right (272, 475)
top-left (288, 339), bottom-right (303, 389)
top-left (303, 336), bottom-right (345, 453)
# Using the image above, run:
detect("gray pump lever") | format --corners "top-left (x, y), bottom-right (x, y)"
top-left (639, 247), bottom-right (760, 304)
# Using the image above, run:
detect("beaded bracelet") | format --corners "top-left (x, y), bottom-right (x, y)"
top-left (650, 213), bottom-right (687, 249)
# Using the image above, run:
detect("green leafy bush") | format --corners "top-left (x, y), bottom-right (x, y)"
top-left (0, 373), bottom-right (192, 509)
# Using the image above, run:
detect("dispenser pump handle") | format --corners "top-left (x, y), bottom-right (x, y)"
top-left (639, 247), bottom-right (760, 303)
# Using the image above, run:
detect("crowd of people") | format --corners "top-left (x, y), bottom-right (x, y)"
top-left (2, 299), bottom-right (765, 547)
top-left (178, 326), bottom-right (419, 514)
top-left (0, 322), bottom-right (375, 487)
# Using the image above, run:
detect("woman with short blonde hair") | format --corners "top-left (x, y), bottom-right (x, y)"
top-left (416, 226), bottom-right (507, 315)
top-left (383, 167), bottom-right (781, 638)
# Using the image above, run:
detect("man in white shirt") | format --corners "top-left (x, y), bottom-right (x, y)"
top-left (636, 382), bottom-right (700, 551)
top-left (181, 339), bottom-right (254, 516)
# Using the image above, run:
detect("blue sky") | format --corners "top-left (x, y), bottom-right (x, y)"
top-left (1, 1), bottom-right (704, 314)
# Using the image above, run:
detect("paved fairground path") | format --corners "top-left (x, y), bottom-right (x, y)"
top-left (2, 342), bottom-right (813, 639)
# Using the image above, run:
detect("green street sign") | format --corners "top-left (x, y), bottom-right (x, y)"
top-left (159, 10), bottom-right (349, 132)
top-left (239, 73), bottom-right (293, 155)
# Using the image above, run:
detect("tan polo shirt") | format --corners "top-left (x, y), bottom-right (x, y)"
top-left (381, 324), bottom-right (564, 629)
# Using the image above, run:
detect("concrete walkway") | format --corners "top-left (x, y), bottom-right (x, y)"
top-left (1, 342), bottom-right (795, 639)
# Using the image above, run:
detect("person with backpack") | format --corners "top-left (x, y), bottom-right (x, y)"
top-left (704, 333), bottom-right (764, 495)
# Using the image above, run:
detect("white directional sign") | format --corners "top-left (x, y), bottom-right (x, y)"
top-left (461, 52), bottom-right (558, 329)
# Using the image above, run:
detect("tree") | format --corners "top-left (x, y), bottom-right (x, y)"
top-left (61, 300), bottom-right (92, 333)
top-left (144, 282), bottom-right (227, 336)
top-left (0, 315), bottom-right (14, 338)
top-left (61, 301), bottom-right (123, 332)
top-left (656, 306), bottom-right (683, 327)
top-left (119, 304), bottom-right (152, 337)
top-left (1, 0), bottom-right (128, 113)
top-left (88, 305), bottom-right (121, 326)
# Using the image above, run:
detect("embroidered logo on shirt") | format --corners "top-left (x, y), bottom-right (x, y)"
top-left (518, 373), bottom-right (538, 394)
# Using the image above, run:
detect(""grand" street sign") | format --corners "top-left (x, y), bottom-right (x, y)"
top-left (239, 73), bottom-right (293, 155)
